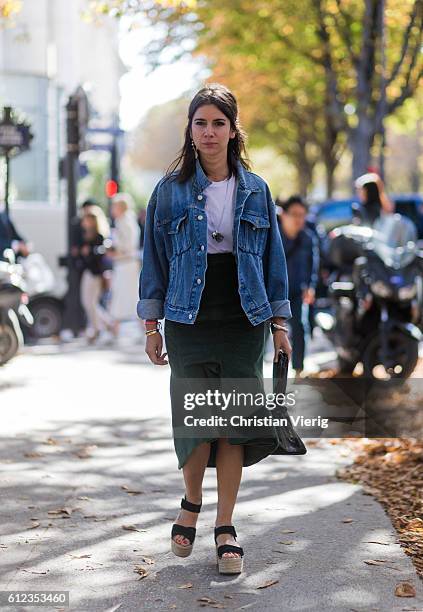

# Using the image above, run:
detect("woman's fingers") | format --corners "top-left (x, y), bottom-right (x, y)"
top-left (145, 334), bottom-right (168, 365)
top-left (273, 330), bottom-right (292, 362)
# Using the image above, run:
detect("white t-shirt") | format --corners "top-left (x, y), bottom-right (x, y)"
top-left (204, 174), bottom-right (236, 254)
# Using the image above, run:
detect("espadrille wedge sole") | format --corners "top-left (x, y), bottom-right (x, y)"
top-left (214, 525), bottom-right (244, 575)
top-left (170, 496), bottom-right (202, 558)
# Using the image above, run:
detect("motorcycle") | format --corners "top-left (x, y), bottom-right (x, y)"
top-left (0, 249), bottom-right (34, 365)
top-left (315, 214), bottom-right (423, 380)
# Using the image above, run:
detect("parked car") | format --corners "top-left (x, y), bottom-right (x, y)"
top-left (309, 194), bottom-right (423, 238)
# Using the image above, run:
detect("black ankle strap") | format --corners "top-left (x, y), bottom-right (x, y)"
top-left (214, 525), bottom-right (237, 541)
top-left (181, 495), bottom-right (202, 513)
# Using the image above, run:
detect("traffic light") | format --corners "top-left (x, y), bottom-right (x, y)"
top-left (105, 179), bottom-right (118, 198)
top-left (66, 87), bottom-right (89, 155)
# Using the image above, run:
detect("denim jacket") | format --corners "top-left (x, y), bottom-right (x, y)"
top-left (137, 159), bottom-right (292, 326)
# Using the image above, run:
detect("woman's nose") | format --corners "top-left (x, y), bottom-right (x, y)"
top-left (204, 123), bottom-right (214, 137)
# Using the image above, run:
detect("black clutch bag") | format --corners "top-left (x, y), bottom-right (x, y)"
top-left (271, 351), bottom-right (307, 455)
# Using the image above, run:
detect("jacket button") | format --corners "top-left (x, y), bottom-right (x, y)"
top-left (197, 214), bottom-right (203, 220)
top-left (197, 278), bottom-right (202, 284)
top-left (197, 194), bottom-right (203, 201)
top-left (188, 314), bottom-right (193, 319)
top-left (200, 245), bottom-right (205, 251)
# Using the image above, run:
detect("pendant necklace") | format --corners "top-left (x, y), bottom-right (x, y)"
top-left (210, 177), bottom-right (231, 243)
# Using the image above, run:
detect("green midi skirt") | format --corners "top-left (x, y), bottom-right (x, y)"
top-left (164, 252), bottom-right (284, 469)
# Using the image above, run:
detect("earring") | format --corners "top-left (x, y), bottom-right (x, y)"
top-left (191, 139), bottom-right (198, 160)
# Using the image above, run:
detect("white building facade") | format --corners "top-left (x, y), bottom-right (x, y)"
top-left (0, 0), bottom-right (123, 293)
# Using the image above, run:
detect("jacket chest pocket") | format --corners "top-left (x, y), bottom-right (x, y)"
top-left (238, 211), bottom-right (270, 255)
top-left (159, 211), bottom-right (192, 257)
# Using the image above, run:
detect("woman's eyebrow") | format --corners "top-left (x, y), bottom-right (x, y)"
top-left (194, 117), bottom-right (227, 122)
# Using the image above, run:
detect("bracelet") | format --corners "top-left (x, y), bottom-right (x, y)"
top-left (145, 320), bottom-right (161, 331)
top-left (270, 322), bottom-right (289, 334)
top-left (145, 329), bottom-right (159, 337)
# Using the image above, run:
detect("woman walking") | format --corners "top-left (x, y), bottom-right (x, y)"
top-left (138, 83), bottom-right (292, 574)
top-left (80, 208), bottom-right (115, 343)
top-left (108, 193), bottom-right (141, 335)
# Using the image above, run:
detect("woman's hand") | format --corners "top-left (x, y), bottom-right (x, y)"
top-left (273, 329), bottom-right (292, 363)
top-left (145, 332), bottom-right (168, 365)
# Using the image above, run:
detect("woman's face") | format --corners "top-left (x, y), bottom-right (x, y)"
top-left (81, 215), bottom-right (96, 231)
top-left (357, 186), bottom-right (366, 203)
top-left (190, 104), bottom-right (236, 162)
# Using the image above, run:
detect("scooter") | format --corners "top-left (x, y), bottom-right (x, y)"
top-left (0, 249), bottom-right (34, 365)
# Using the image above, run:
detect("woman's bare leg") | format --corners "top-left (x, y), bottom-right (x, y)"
top-left (215, 439), bottom-right (243, 558)
top-left (173, 441), bottom-right (210, 546)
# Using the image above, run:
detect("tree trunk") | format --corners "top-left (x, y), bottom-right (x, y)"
top-left (350, 115), bottom-right (375, 186)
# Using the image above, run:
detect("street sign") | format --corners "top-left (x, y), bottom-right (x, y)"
top-left (0, 106), bottom-right (34, 214)
top-left (0, 108), bottom-right (33, 157)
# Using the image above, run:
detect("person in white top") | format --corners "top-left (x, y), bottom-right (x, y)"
top-left (108, 193), bottom-right (141, 334)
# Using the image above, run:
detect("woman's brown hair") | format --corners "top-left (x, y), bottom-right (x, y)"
top-left (166, 83), bottom-right (251, 183)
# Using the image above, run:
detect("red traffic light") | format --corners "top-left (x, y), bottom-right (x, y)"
top-left (105, 179), bottom-right (118, 198)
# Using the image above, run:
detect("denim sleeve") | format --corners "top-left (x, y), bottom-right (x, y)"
top-left (262, 185), bottom-right (292, 320)
top-left (137, 185), bottom-right (169, 320)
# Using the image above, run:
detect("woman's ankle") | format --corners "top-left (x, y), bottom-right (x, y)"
top-left (185, 492), bottom-right (202, 505)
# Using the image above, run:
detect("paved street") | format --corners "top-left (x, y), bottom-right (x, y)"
top-left (1, 325), bottom-right (423, 611)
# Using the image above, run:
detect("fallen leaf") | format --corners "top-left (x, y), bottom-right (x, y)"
top-left (178, 583), bottom-right (193, 589)
top-left (256, 579), bottom-right (279, 589)
top-left (140, 557), bottom-right (154, 565)
top-left (281, 529), bottom-right (296, 534)
top-left (22, 569), bottom-right (49, 574)
top-left (278, 541), bottom-right (293, 545)
top-left (342, 518), bottom-right (354, 523)
top-left (364, 541), bottom-right (390, 545)
top-left (70, 554), bottom-right (92, 559)
top-left (364, 559), bottom-right (386, 565)
top-left (121, 486), bottom-right (144, 495)
top-left (122, 525), bottom-right (141, 532)
top-left (24, 452), bottom-right (44, 458)
top-left (42, 438), bottom-right (59, 445)
top-left (27, 522), bottom-right (40, 529)
top-left (395, 582), bottom-right (416, 597)
top-left (133, 565), bottom-right (149, 580)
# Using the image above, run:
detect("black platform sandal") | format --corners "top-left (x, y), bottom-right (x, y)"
top-left (214, 525), bottom-right (244, 574)
top-left (171, 495), bottom-right (202, 557)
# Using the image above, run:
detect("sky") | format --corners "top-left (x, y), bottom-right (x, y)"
top-left (118, 17), bottom-right (205, 131)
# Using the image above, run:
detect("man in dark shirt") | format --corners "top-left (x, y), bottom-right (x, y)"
top-left (0, 208), bottom-right (30, 260)
top-left (278, 195), bottom-right (319, 377)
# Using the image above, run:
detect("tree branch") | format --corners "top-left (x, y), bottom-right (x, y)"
top-left (311, 0), bottom-right (347, 130)
top-left (334, 0), bottom-right (360, 67)
top-left (387, 0), bottom-right (421, 86)
top-left (388, 66), bottom-right (423, 114)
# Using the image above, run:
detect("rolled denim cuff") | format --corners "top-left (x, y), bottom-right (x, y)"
top-left (270, 299), bottom-right (292, 320)
top-left (137, 299), bottom-right (164, 320)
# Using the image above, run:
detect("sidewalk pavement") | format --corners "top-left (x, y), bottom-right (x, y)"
top-left (1, 326), bottom-right (422, 611)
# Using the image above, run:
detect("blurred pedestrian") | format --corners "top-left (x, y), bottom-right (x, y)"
top-left (278, 195), bottom-right (319, 378)
top-left (0, 207), bottom-right (30, 260)
top-left (108, 193), bottom-right (141, 334)
top-left (138, 208), bottom-right (146, 251)
top-left (79, 207), bottom-right (115, 343)
top-left (353, 172), bottom-right (394, 226)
